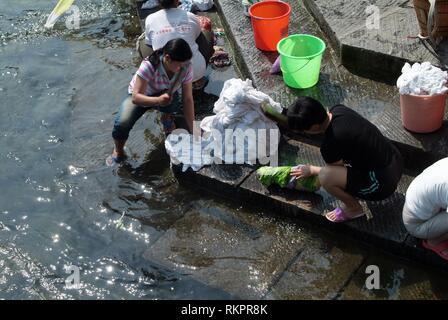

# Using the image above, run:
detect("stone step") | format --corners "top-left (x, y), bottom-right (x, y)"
top-left (302, 0), bottom-right (443, 84)
top-left (171, 137), bottom-right (448, 272)
top-left (213, 0), bottom-right (448, 173)
top-left (143, 201), bottom-right (308, 299)
top-left (134, 0), bottom-right (448, 272)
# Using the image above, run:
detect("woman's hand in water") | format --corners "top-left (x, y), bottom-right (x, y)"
top-left (290, 165), bottom-right (311, 179)
top-left (158, 93), bottom-right (172, 106)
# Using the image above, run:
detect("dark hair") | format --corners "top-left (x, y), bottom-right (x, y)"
top-left (287, 97), bottom-right (327, 131)
top-left (158, 0), bottom-right (177, 9)
top-left (148, 38), bottom-right (193, 67)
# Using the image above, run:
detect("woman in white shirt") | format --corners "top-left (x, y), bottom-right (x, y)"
top-left (403, 157), bottom-right (448, 261)
top-left (138, 0), bottom-right (214, 89)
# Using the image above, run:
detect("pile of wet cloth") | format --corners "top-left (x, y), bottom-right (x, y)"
top-left (165, 78), bottom-right (282, 171)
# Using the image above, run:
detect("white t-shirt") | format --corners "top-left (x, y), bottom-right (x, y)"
top-left (145, 8), bottom-right (205, 82)
top-left (405, 157), bottom-right (448, 220)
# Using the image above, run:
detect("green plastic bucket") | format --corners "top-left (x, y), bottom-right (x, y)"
top-left (277, 34), bottom-right (326, 89)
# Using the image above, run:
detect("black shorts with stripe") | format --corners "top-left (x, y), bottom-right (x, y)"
top-left (345, 146), bottom-right (403, 201)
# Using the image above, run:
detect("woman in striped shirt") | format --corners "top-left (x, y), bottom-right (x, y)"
top-left (107, 38), bottom-right (194, 166)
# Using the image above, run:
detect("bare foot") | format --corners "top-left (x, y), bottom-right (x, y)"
top-left (112, 148), bottom-right (126, 159)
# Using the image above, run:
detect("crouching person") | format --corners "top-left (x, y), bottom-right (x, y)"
top-left (287, 97), bottom-right (403, 222)
top-left (403, 158), bottom-right (448, 261)
top-left (107, 38), bottom-right (194, 166)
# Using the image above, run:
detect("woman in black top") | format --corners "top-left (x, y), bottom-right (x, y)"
top-left (287, 97), bottom-right (403, 222)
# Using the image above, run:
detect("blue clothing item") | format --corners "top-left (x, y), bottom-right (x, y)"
top-left (112, 92), bottom-right (180, 140)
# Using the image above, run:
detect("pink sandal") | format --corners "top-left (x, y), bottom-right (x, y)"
top-left (325, 207), bottom-right (365, 223)
top-left (422, 240), bottom-right (448, 261)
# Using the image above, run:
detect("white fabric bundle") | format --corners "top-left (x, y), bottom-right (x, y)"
top-left (200, 78), bottom-right (281, 166)
top-left (165, 78), bottom-right (282, 171)
top-left (397, 62), bottom-right (448, 95)
top-left (165, 133), bottom-right (214, 172)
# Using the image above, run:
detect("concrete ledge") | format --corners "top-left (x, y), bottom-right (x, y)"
top-left (302, 0), bottom-right (441, 84)
top-left (214, 0), bottom-right (448, 172)
top-left (172, 139), bottom-right (448, 273)
top-left (134, 0), bottom-right (448, 273)
top-left (174, 164), bottom-right (448, 273)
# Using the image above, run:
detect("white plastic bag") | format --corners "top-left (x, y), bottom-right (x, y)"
top-left (192, 0), bottom-right (214, 11)
top-left (141, 0), bottom-right (159, 9)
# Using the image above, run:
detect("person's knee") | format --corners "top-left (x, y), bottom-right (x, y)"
top-left (318, 165), bottom-right (347, 190)
top-left (318, 166), bottom-right (332, 187)
top-left (413, 223), bottom-right (431, 240)
top-left (112, 109), bottom-right (135, 140)
top-left (403, 219), bottom-right (419, 238)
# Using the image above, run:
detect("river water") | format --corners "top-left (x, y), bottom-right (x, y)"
top-left (1, 0), bottom-right (448, 300)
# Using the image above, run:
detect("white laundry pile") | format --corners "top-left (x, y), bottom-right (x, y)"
top-left (201, 78), bottom-right (282, 165)
top-left (141, 0), bottom-right (214, 11)
top-left (397, 62), bottom-right (448, 95)
top-left (191, 0), bottom-right (214, 11)
top-left (179, 0), bottom-right (214, 12)
top-left (165, 78), bottom-right (282, 171)
top-left (141, 0), bottom-right (159, 10)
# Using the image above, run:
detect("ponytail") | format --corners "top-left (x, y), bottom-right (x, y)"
top-left (162, 38), bottom-right (192, 62)
top-left (148, 38), bottom-right (192, 67)
top-left (148, 48), bottom-right (163, 67)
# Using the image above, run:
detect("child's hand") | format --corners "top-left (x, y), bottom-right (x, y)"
top-left (158, 93), bottom-right (172, 106)
top-left (290, 165), bottom-right (311, 179)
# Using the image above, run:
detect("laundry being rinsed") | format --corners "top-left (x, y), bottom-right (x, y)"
top-left (165, 78), bottom-right (282, 171)
top-left (257, 165), bottom-right (320, 192)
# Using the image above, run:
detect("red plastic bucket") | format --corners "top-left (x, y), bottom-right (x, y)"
top-left (249, 1), bottom-right (291, 51)
top-left (400, 93), bottom-right (446, 133)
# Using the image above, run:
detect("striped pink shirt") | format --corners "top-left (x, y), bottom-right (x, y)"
top-left (128, 57), bottom-right (193, 96)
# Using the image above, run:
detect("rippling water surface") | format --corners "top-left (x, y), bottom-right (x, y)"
top-left (1, 0), bottom-right (448, 300)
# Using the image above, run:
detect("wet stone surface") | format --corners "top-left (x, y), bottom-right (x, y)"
top-left (303, 0), bottom-right (440, 82)
top-left (173, 164), bottom-right (256, 198)
top-left (141, 0), bottom-right (448, 295)
top-left (265, 235), bottom-right (365, 300)
top-left (403, 236), bottom-right (448, 272)
top-left (239, 139), bottom-right (328, 216)
top-left (157, 0), bottom-right (448, 282)
top-left (238, 139), bottom-right (412, 244)
top-left (215, 0), bottom-right (448, 170)
top-left (2, 0), bottom-right (448, 301)
top-left (340, 253), bottom-right (448, 299)
top-left (143, 202), bottom-right (307, 299)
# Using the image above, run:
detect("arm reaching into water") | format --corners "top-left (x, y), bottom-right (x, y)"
top-left (182, 81), bottom-right (195, 134)
top-left (261, 102), bottom-right (289, 129)
top-left (290, 165), bottom-right (321, 178)
top-left (290, 160), bottom-right (344, 179)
